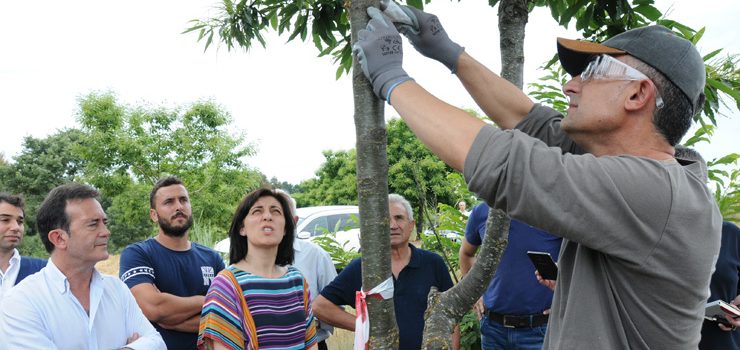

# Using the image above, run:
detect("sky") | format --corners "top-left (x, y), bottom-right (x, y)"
top-left (1, 0), bottom-right (738, 185)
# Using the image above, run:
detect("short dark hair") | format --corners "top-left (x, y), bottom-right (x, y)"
top-left (633, 60), bottom-right (696, 146)
top-left (0, 193), bottom-right (25, 211)
top-left (228, 188), bottom-right (295, 266)
top-left (36, 183), bottom-right (100, 253)
top-left (150, 176), bottom-right (185, 209)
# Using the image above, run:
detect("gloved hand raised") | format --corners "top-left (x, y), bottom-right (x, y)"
top-left (380, 0), bottom-right (464, 73)
top-left (353, 7), bottom-right (414, 103)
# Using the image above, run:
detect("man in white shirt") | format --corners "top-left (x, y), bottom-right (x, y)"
top-left (277, 190), bottom-right (339, 350)
top-left (0, 193), bottom-right (46, 300)
top-left (0, 183), bottom-right (165, 350)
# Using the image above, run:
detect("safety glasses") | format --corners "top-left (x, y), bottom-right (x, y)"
top-left (581, 54), bottom-right (664, 109)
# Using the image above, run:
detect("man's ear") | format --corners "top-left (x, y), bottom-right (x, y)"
top-left (625, 80), bottom-right (656, 112)
top-left (48, 229), bottom-right (68, 250)
top-left (150, 208), bottom-right (158, 223)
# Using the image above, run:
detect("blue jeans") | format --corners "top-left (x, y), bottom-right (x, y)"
top-left (480, 315), bottom-right (547, 350)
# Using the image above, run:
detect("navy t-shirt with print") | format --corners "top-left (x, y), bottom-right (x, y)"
top-left (119, 238), bottom-right (225, 350)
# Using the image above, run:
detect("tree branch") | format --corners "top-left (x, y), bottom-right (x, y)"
top-left (421, 208), bottom-right (510, 349)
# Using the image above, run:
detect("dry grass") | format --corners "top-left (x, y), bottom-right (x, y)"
top-left (97, 254), bottom-right (355, 349)
top-left (96, 253), bottom-right (120, 276)
top-left (326, 328), bottom-right (355, 349)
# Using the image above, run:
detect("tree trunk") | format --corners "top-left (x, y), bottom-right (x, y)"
top-left (498, 0), bottom-right (529, 89)
top-left (349, 0), bottom-right (399, 349)
top-left (422, 209), bottom-right (510, 349)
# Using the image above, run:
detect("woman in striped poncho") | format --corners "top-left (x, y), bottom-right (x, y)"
top-left (198, 188), bottom-right (318, 350)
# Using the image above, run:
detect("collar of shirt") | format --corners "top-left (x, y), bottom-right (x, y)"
top-left (0, 249), bottom-right (22, 297)
top-left (406, 244), bottom-right (421, 269)
top-left (45, 258), bottom-right (104, 295)
top-left (1, 248), bottom-right (21, 275)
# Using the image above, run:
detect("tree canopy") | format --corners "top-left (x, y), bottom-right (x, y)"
top-left (0, 92), bottom-right (266, 254)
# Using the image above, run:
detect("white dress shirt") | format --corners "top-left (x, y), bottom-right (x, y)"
top-left (293, 239), bottom-right (338, 342)
top-left (0, 258), bottom-right (165, 350)
top-left (0, 248), bottom-right (21, 300)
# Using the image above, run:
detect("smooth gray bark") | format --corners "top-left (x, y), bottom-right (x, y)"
top-left (421, 209), bottom-right (510, 349)
top-left (498, 0), bottom-right (529, 89)
top-left (350, 0), bottom-right (399, 348)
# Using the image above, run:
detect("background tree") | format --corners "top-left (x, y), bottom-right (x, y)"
top-left (293, 149), bottom-right (359, 206)
top-left (387, 118), bottom-right (459, 233)
top-left (268, 176), bottom-right (298, 194)
top-left (76, 92), bottom-right (265, 251)
top-left (0, 129), bottom-right (87, 236)
top-left (293, 118), bottom-right (473, 233)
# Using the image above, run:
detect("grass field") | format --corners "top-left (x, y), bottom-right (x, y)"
top-left (97, 254), bottom-right (355, 349)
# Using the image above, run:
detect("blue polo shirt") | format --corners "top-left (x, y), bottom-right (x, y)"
top-left (320, 244), bottom-right (453, 350)
top-left (465, 202), bottom-right (561, 315)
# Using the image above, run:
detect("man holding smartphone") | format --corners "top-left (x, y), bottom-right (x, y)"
top-left (460, 202), bottom-right (561, 349)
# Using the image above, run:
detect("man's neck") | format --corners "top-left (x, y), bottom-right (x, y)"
top-left (574, 123), bottom-right (674, 160)
top-left (51, 254), bottom-right (95, 313)
top-left (0, 248), bottom-right (16, 273)
top-left (390, 243), bottom-right (412, 278)
top-left (155, 231), bottom-right (191, 251)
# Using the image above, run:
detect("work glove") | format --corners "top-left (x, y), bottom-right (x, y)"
top-left (380, 0), bottom-right (464, 73)
top-left (353, 7), bottom-right (413, 103)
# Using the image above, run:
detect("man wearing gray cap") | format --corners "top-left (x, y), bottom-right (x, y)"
top-left (352, 3), bottom-right (722, 348)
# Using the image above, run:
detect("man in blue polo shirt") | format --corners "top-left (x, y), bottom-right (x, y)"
top-left (0, 193), bottom-right (46, 301)
top-left (313, 193), bottom-right (459, 349)
top-left (460, 202), bottom-right (561, 349)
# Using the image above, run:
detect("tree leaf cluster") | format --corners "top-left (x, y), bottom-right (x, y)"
top-left (185, 0), bottom-right (353, 79)
top-left (292, 118), bottom-right (469, 234)
top-left (0, 129), bottom-right (87, 236)
top-left (0, 92), bottom-right (266, 255)
top-left (536, 0), bottom-right (658, 39)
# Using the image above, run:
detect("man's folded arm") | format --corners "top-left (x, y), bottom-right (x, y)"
top-left (130, 283), bottom-right (204, 331)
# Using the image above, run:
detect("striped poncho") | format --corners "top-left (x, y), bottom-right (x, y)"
top-left (198, 265), bottom-right (318, 350)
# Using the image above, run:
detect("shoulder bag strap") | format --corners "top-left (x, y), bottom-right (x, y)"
top-left (223, 268), bottom-right (259, 350)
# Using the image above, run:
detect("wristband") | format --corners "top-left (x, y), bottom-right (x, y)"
top-left (386, 77), bottom-right (414, 105)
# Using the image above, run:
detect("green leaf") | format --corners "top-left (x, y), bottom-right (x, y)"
top-left (561, 0), bottom-right (588, 25)
top-left (683, 124), bottom-right (714, 146)
top-left (703, 48), bottom-right (723, 62)
top-left (224, 0), bottom-right (234, 14)
top-left (408, 0), bottom-right (423, 10)
top-left (632, 4), bottom-right (662, 21)
top-left (707, 78), bottom-right (740, 102)
top-left (711, 153), bottom-right (740, 166)
top-left (182, 22), bottom-right (206, 34)
top-left (205, 32), bottom-right (214, 51)
top-left (691, 27), bottom-right (706, 45)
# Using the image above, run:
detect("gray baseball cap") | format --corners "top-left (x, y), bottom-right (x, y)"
top-left (557, 25), bottom-right (706, 113)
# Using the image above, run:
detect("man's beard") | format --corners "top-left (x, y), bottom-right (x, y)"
top-left (158, 215), bottom-right (194, 237)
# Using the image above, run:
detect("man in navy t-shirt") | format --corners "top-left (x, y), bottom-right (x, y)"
top-left (460, 202), bottom-right (561, 349)
top-left (119, 176), bottom-right (225, 349)
top-left (313, 194), bottom-right (458, 350)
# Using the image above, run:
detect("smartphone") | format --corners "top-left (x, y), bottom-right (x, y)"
top-left (527, 251), bottom-right (558, 280)
top-left (705, 300), bottom-right (740, 325)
